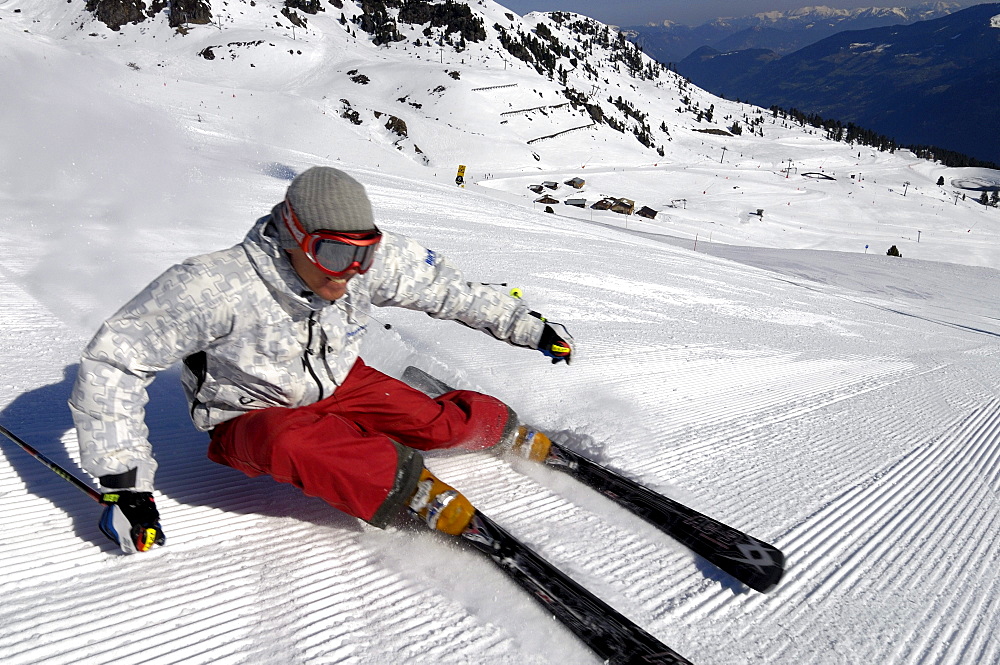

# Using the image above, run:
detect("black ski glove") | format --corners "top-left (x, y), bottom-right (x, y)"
top-left (99, 491), bottom-right (166, 554)
top-left (532, 313), bottom-right (574, 364)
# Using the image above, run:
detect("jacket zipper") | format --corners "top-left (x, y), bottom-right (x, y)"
top-left (303, 311), bottom-right (325, 402)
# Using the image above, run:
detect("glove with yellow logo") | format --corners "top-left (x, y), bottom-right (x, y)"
top-left (99, 491), bottom-right (166, 554)
top-left (535, 317), bottom-right (574, 364)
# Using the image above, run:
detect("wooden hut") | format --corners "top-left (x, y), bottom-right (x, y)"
top-left (535, 195), bottom-right (559, 204)
top-left (564, 198), bottom-right (587, 208)
top-left (611, 198), bottom-right (635, 215)
top-left (636, 206), bottom-right (658, 220)
top-left (564, 177), bottom-right (585, 189)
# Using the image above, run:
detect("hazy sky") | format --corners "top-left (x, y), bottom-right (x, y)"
top-left (496, 0), bottom-right (981, 26)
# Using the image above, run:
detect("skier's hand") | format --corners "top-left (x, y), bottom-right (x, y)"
top-left (99, 491), bottom-right (165, 554)
top-left (538, 321), bottom-right (574, 364)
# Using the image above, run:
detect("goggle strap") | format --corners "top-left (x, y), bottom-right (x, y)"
top-left (281, 199), bottom-right (309, 248)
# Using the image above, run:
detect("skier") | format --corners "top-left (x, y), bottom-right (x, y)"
top-left (69, 166), bottom-right (574, 554)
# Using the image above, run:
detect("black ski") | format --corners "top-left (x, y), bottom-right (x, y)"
top-left (543, 442), bottom-right (784, 593)
top-left (462, 510), bottom-right (691, 665)
top-left (402, 366), bottom-right (785, 593)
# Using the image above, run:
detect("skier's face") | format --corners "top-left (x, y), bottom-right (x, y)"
top-left (288, 247), bottom-right (356, 301)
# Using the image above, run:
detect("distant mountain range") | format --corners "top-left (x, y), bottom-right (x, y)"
top-left (624, 3), bottom-right (964, 63)
top-left (647, 3), bottom-right (1000, 166)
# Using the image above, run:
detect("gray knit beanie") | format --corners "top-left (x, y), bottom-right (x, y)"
top-left (277, 167), bottom-right (376, 248)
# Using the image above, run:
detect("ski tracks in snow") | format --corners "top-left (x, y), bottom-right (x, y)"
top-left (640, 351), bottom-right (1000, 664)
top-left (697, 394), bottom-right (1000, 665)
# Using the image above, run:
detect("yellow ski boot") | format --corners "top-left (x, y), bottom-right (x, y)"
top-left (507, 426), bottom-right (553, 462)
top-left (408, 468), bottom-right (476, 536)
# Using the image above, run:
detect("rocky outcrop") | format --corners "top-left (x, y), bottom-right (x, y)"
top-left (85, 0), bottom-right (210, 31)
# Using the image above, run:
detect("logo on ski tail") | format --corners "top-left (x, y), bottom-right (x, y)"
top-left (721, 537), bottom-right (778, 573)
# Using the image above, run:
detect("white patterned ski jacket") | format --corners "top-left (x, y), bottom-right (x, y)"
top-left (69, 215), bottom-right (545, 492)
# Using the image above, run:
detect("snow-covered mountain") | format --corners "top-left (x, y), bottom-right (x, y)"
top-left (675, 3), bottom-right (1000, 167)
top-left (2, 1), bottom-right (1000, 664)
top-left (719, 2), bottom-right (961, 29)
top-left (629, 2), bottom-right (964, 62)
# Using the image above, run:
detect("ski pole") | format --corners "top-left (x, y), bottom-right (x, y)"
top-left (0, 423), bottom-right (102, 502)
top-left (476, 283), bottom-right (523, 299)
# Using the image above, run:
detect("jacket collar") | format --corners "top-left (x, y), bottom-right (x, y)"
top-left (242, 214), bottom-right (329, 313)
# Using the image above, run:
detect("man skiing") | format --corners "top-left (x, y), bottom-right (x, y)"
top-left (69, 166), bottom-right (574, 554)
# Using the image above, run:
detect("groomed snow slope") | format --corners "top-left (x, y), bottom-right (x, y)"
top-left (2, 1), bottom-right (1000, 664)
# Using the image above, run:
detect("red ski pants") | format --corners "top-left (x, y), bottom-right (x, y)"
top-left (208, 359), bottom-right (512, 527)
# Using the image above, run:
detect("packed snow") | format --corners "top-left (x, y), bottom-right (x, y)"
top-left (1, 1), bottom-right (999, 664)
